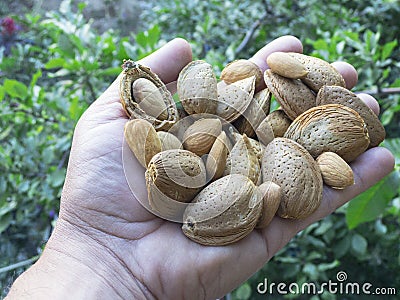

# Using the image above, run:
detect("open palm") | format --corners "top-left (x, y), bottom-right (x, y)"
top-left (21, 37), bottom-right (394, 300)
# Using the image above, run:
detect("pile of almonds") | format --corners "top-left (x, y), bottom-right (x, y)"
top-left (120, 52), bottom-right (385, 246)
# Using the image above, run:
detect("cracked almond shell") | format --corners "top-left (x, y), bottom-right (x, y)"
top-left (120, 60), bottom-right (178, 130)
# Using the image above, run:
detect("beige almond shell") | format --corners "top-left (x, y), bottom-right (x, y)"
top-left (255, 181), bottom-right (282, 229)
top-left (233, 88), bottom-right (272, 138)
top-left (216, 76), bottom-right (256, 122)
top-left (255, 119), bottom-right (275, 147)
top-left (221, 59), bottom-right (264, 90)
top-left (287, 53), bottom-right (346, 92)
top-left (266, 109), bottom-right (292, 137)
top-left (316, 85), bottom-right (385, 148)
top-left (182, 118), bottom-right (222, 157)
top-left (230, 130), bottom-right (265, 161)
top-left (157, 131), bottom-right (183, 151)
top-left (124, 119), bottom-right (162, 168)
top-left (146, 149), bottom-right (207, 218)
top-left (261, 137), bottom-right (323, 219)
top-left (284, 104), bottom-right (370, 162)
top-left (255, 109), bottom-right (292, 146)
top-left (120, 60), bottom-right (178, 130)
top-left (266, 52), bottom-right (309, 79)
top-left (264, 69), bottom-right (316, 120)
top-left (182, 174), bottom-right (262, 246)
top-left (177, 60), bottom-right (218, 115)
top-left (316, 152), bottom-right (354, 189)
top-left (206, 131), bottom-right (229, 182)
top-left (224, 134), bottom-right (261, 185)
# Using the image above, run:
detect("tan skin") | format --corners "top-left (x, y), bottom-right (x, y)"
top-left (6, 36), bottom-right (395, 300)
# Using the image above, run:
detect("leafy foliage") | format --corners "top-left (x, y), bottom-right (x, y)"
top-left (1, 0), bottom-right (399, 298)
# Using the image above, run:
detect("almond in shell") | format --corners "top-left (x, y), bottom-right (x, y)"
top-left (264, 69), bottom-right (316, 120)
top-left (124, 119), bottom-right (162, 168)
top-left (316, 85), bottom-right (385, 148)
top-left (316, 151), bottom-right (354, 189)
top-left (206, 131), bottom-right (229, 182)
top-left (233, 88), bottom-right (271, 138)
top-left (221, 59), bottom-right (264, 90)
top-left (284, 104), bottom-right (370, 162)
top-left (177, 60), bottom-right (218, 115)
top-left (287, 53), bottom-right (346, 92)
top-left (182, 118), bottom-right (222, 156)
top-left (216, 76), bottom-right (256, 122)
top-left (266, 52), bottom-right (309, 79)
top-left (224, 134), bottom-right (261, 185)
top-left (145, 149), bottom-right (207, 220)
top-left (261, 137), bottom-right (323, 219)
top-left (255, 181), bottom-right (281, 229)
top-left (182, 174), bottom-right (262, 246)
top-left (157, 131), bottom-right (183, 151)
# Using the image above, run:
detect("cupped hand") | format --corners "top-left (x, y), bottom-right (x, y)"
top-left (11, 37), bottom-right (394, 300)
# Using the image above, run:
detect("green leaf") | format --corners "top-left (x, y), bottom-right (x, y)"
top-left (317, 260), bottom-right (339, 272)
top-left (147, 25), bottom-right (161, 49)
top-left (135, 31), bottom-right (148, 48)
top-left (0, 85), bottom-right (5, 101)
top-left (235, 282), bottom-right (252, 300)
top-left (346, 171), bottom-right (399, 229)
top-left (45, 58), bottom-right (66, 69)
top-left (383, 138), bottom-right (400, 165)
top-left (0, 126), bottom-right (13, 141)
top-left (332, 234), bottom-right (351, 258)
top-left (29, 70), bottom-right (42, 90)
top-left (0, 200), bottom-right (17, 217)
top-left (0, 213), bottom-right (12, 234)
top-left (96, 67), bottom-right (121, 77)
top-left (351, 234), bottom-right (367, 256)
top-left (314, 219), bottom-right (333, 235)
top-left (381, 40), bottom-right (397, 60)
top-left (3, 79), bottom-right (28, 100)
top-left (303, 263), bottom-right (318, 280)
top-left (381, 109), bottom-right (394, 126)
top-left (57, 33), bottom-right (75, 58)
top-left (48, 168), bottom-right (66, 188)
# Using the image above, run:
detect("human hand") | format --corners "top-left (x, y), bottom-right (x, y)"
top-left (6, 37), bottom-right (394, 300)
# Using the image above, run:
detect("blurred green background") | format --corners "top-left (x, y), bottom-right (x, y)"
top-left (1, 0), bottom-right (399, 298)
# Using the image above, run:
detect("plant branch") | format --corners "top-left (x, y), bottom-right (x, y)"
top-left (0, 255), bottom-right (39, 274)
top-left (234, 12), bottom-right (267, 55)
top-left (357, 87), bottom-right (400, 97)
